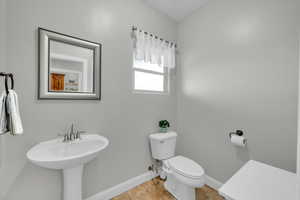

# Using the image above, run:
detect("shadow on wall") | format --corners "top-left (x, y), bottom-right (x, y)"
top-left (234, 146), bottom-right (250, 163)
top-left (3, 162), bottom-right (62, 200)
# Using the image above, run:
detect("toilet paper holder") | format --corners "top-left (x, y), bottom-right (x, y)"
top-left (229, 130), bottom-right (244, 139)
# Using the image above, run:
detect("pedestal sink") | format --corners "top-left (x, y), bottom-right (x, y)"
top-left (27, 134), bottom-right (109, 200)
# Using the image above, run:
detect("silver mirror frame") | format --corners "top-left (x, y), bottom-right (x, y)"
top-left (38, 27), bottom-right (101, 100)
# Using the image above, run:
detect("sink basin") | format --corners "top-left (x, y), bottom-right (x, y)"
top-left (27, 134), bottom-right (109, 169)
top-left (27, 134), bottom-right (109, 200)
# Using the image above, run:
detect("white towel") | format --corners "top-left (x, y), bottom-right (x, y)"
top-left (0, 91), bottom-right (8, 135)
top-left (6, 90), bottom-right (23, 135)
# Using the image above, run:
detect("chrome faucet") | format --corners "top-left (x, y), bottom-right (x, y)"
top-left (59, 124), bottom-right (86, 142)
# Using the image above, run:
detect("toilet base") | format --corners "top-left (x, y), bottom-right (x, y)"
top-left (164, 174), bottom-right (196, 200)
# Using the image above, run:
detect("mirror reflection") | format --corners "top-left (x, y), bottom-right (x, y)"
top-left (49, 40), bottom-right (94, 93)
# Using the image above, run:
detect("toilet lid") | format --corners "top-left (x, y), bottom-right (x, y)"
top-left (168, 156), bottom-right (204, 179)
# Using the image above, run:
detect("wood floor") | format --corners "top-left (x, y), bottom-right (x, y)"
top-left (112, 178), bottom-right (224, 200)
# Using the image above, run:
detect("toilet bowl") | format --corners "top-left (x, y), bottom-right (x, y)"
top-left (149, 132), bottom-right (205, 200)
top-left (162, 156), bottom-right (205, 200)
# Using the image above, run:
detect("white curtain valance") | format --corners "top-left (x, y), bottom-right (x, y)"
top-left (132, 29), bottom-right (176, 69)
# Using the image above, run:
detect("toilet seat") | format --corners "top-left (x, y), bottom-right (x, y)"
top-left (168, 156), bottom-right (205, 179)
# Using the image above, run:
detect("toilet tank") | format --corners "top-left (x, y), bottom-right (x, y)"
top-left (149, 132), bottom-right (177, 160)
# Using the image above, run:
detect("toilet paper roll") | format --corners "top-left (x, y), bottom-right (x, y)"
top-left (230, 134), bottom-right (247, 147)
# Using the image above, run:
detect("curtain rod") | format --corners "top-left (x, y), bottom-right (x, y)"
top-left (132, 26), bottom-right (177, 48)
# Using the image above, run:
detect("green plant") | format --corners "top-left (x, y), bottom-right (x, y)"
top-left (159, 120), bottom-right (170, 128)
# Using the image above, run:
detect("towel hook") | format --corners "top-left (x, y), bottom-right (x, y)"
top-left (4, 74), bottom-right (14, 94)
top-left (9, 74), bottom-right (14, 90)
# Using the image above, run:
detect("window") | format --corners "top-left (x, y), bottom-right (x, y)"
top-left (133, 60), bottom-right (169, 94)
top-left (131, 27), bottom-right (175, 94)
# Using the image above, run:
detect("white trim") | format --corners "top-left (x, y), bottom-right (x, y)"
top-left (85, 171), bottom-right (157, 200)
top-left (50, 53), bottom-right (87, 63)
top-left (205, 175), bottom-right (223, 190)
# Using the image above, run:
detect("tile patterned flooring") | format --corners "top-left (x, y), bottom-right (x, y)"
top-left (112, 178), bottom-right (224, 200)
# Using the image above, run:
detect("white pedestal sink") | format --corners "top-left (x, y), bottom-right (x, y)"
top-left (27, 134), bottom-right (109, 200)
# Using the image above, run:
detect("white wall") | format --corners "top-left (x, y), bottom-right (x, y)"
top-left (0, 0), bottom-right (6, 73)
top-left (0, 0), bottom-right (177, 199)
top-left (0, 0), bottom-right (7, 198)
top-left (178, 0), bottom-right (299, 183)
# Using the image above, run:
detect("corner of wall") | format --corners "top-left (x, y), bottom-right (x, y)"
top-left (297, 21), bottom-right (300, 176)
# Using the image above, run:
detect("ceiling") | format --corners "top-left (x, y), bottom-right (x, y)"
top-left (143, 0), bottom-right (208, 22)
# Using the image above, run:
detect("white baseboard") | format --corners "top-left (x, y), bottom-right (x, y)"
top-left (205, 175), bottom-right (223, 190)
top-left (85, 171), bottom-right (157, 200)
top-left (85, 172), bottom-right (222, 200)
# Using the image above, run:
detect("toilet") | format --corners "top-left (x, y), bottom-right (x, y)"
top-left (149, 132), bottom-right (205, 200)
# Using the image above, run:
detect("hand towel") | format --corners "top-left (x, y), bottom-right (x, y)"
top-left (0, 91), bottom-right (8, 135)
top-left (6, 90), bottom-right (23, 135)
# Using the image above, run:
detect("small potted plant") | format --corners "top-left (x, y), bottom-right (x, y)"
top-left (159, 120), bottom-right (170, 133)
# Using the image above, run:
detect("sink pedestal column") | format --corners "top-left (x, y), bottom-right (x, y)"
top-left (63, 165), bottom-right (83, 200)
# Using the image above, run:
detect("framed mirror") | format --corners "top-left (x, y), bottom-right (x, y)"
top-left (38, 28), bottom-right (101, 100)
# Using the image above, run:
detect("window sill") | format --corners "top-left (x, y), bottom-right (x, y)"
top-left (132, 90), bottom-right (170, 95)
